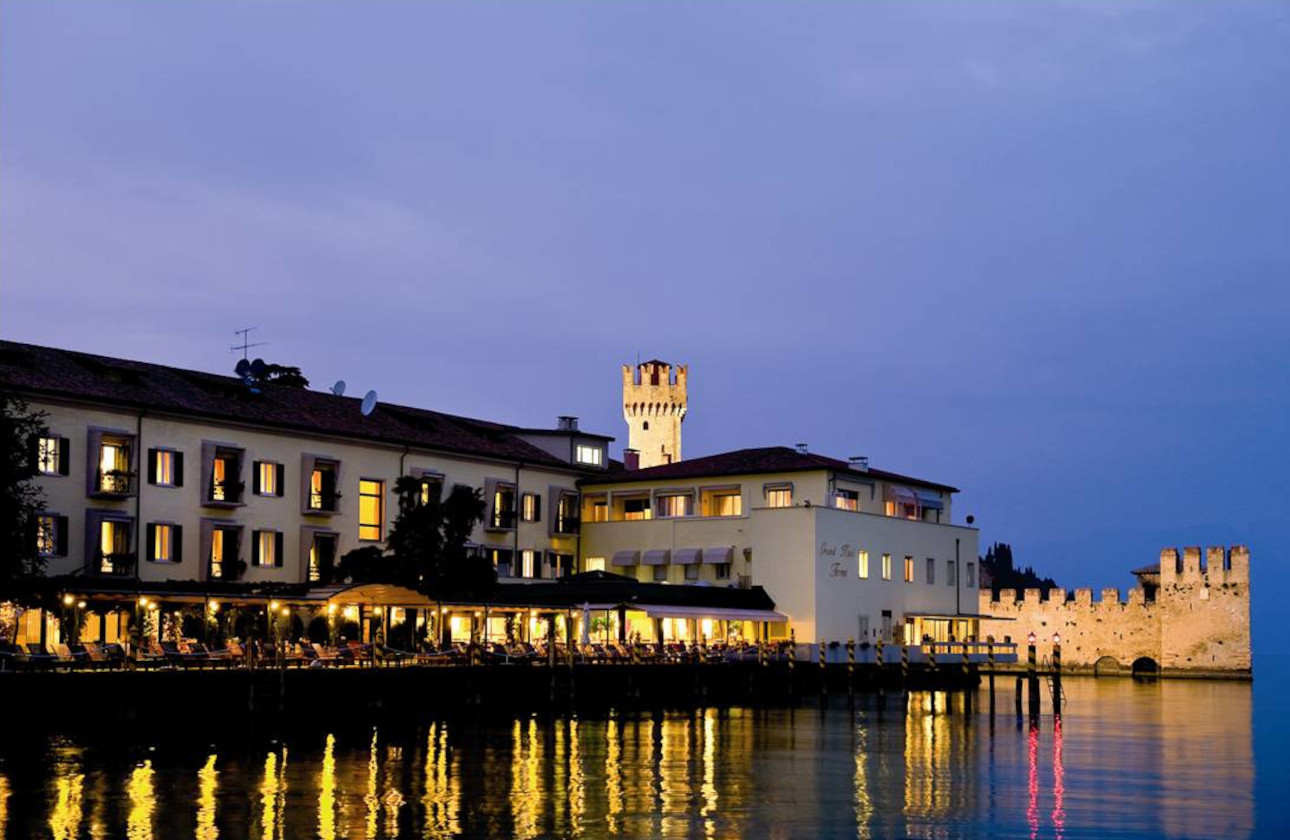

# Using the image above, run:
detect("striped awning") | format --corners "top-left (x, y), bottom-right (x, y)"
top-left (642, 549), bottom-right (671, 566)
top-left (611, 550), bottom-right (640, 567)
top-left (915, 490), bottom-right (943, 510)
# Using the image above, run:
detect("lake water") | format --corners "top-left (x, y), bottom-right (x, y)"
top-left (3, 656), bottom-right (1287, 839)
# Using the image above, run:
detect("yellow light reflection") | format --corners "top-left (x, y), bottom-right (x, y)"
top-left (701, 710), bottom-right (718, 839)
top-left (259, 749), bottom-right (287, 840)
top-left (127, 760), bottom-right (154, 840)
top-left (48, 764), bottom-right (84, 840)
top-left (854, 720), bottom-right (872, 840)
top-left (606, 717), bottom-right (622, 835)
top-left (197, 754), bottom-right (219, 840)
top-left (422, 722), bottom-right (461, 839)
top-left (0, 773), bottom-right (8, 839)
top-left (568, 719), bottom-right (585, 836)
top-left (365, 731), bottom-right (379, 840)
top-left (510, 717), bottom-right (542, 840)
top-left (318, 735), bottom-right (337, 840)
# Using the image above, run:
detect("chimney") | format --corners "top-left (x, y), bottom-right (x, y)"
top-left (849, 456), bottom-right (869, 472)
top-left (623, 448), bottom-right (640, 471)
top-left (795, 443), bottom-right (809, 454)
top-left (557, 416), bottom-right (579, 432)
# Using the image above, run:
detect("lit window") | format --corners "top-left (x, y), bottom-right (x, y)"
top-left (586, 500), bottom-right (608, 522)
top-left (37, 436), bottom-right (63, 476)
top-left (926, 558), bottom-right (936, 585)
top-left (521, 549), bottom-right (537, 579)
top-left (98, 440), bottom-right (131, 494)
top-left (904, 556), bottom-right (914, 583)
top-left (858, 550), bottom-right (869, 579)
top-left (359, 480), bottom-right (385, 541)
top-left (623, 498), bottom-right (652, 521)
top-left (707, 492), bottom-right (742, 517)
top-left (153, 450), bottom-right (176, 486)
top-left (255, 530), bottom-right (279, 567)
top-left (521, 493), bottom-right (541, 522)
top-left (575, 445), bottom-right (603, 467)
top-left (488, 548), bottom-right (513, 577)
top-left (308, 461), bottom-right (340, 512)
top-left (766, 488), bottom-right (792, 508)
top-left (881, 554), bottom-right (892, 581)
top-left (256, 462), bottom-right (278, 496)
top-left (151, 524), bottom-right (175, 563)
top-left (584, 556), bottom-right (606, 572)
top-left (491, 484), bottom-right (516, 529)
top-left (36, 514), bottom-right (57, 556)
top-left (656, 494), bottom-right (691, 518)
top-left (419, 477), bottom-right (442, 505)
top-left (99, 519), bottom-right (131, 575)
top-left (210, 529), bottom-right (225, 579)
top-left (308, 534), bottom-right (336, 583)
top-left (835, 489), bottom-right (859, 512)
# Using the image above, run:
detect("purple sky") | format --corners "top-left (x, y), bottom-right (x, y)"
top-left (3, 2), bottom-right (1287, 648)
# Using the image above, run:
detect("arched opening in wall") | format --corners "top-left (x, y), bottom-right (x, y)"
top-left (642, 421), bottom-right (649, 430)
top-left (1093, 656), bottom-right (1124, 677)
top-left (1131, 657), bottom-right (1160, 677)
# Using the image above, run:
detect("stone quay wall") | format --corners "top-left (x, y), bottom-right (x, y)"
top-left (977, 546), bottom-right (1250, 677)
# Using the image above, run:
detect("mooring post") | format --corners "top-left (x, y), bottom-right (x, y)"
top-left (987, 639), bottom-right (996, 716)
top-left (1015, 675), bottom-right (1023, 718)
top-left (1052, 634), bottom-right (1063, 719)
top-left (1027, 635), bottom-right (1040, 719)
top-left (788, 630), bottom-right (796, 695)
top-left (928, 641), bottom-right (937, 673)
top-left (846, 638), bottom-right (855, 697)
top-left (818, 639), bottom-right (826, 696)
top-left (900, 642), bottom-right (909, 687)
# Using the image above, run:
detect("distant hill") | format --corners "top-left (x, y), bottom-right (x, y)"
top-left (979, 542), bottom-right (1058, 595)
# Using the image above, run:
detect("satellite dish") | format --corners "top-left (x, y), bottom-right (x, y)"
top-left (330, 380), bottom-right (346, 397)
top-left (360, 390), bottom-right (378, 416)
top-left (250, 358), bottom-right (266, 378)
top-left (234, 359), bottom-right (251, 377)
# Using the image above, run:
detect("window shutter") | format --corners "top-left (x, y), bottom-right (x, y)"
top-left (27, 434), bottom-right (40, 473)
top-left (275, 464), bottom-right (285, 497)
top-left (252, 462), bottom-right (261, 495)
top-left (172, 525), bottom-right (183, 564)
top-left (534, 495), bottom-right (542, 522)
top-left (173, 451), bottom-right (184, 486)
top-left (147, 449), bottom-right (159, 485)
top-left (274, 532), bottom-right (284, 568)
top-left (251, 531), bottom-right (261, 566)
top-left (55, 515), bottom-right (69, 556)
top-left (57, 439), bottom-right (70, 476)
top-left (146, 523), bottom-right (157, 562)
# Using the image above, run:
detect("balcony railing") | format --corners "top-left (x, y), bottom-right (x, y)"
top-left (489, 510), bottom-right (517, 530)
top-left (208, 479), bottom-right (245, 505)
top-left (307, 490), bottom-right (342, 513)
top-left (94, 469), bottom-right (135, 496)
top-left (96, 552), bottom-right (136, 577)
top-left (554, 515), bottom-right (580, 535)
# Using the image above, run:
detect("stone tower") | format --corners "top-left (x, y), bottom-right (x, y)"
top-left (622, 360), bottom-right (687, 468)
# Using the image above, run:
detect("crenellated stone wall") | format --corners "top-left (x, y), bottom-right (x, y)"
top-left (978, 546), bottom-right (1251, 677)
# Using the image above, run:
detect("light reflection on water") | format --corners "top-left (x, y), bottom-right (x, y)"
top-left (0, 678), bottom-right (1258, 839)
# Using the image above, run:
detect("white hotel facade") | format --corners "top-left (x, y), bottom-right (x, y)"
top-left (3, 345), bottom-right (983, 648)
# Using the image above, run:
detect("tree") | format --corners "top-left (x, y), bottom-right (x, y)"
top-left (0, 390), bottom-right (49, 596)
top-left (259, 363), bottom-right (309, 389)
top-left (335, 478), bottom-right (494, 600)
top-left (979, 542), bottom-right (1058, 595)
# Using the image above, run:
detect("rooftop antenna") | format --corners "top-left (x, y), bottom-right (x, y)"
top-left (360, 389), bottom-right (379, 416)
top-left (330, 380), bottom-right (346, 397)
top-left (231, 327), bottom-right (268, 361)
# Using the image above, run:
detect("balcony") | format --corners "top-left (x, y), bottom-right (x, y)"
top-left (307, 489), bottom-right (342, 515)
top-left (206, 478), bottom-right (246, 507)
top-left (487, 509), bottom-right (517, 531)
top-left (554, 515), bottom-right (580, 536)
top-left (92, 468), bottom-right (136, 498)
top-left (96, 552), bottom-right (136, 577)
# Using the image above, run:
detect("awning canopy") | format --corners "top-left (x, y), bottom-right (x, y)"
top-left (703, 546), bottom-right (734, 564)
top-left (673, 548), bottom-right (702, 565)
top-left (915, 490), bottom-right (943, 510)
top-left (642, 549), bottom-right (671, 566)
top-left (633, 604), bottom-right (788, 623)
top-left (887, 485), bottom-right (917, 503)
top-left (611, 549), bottom-right (640, 567)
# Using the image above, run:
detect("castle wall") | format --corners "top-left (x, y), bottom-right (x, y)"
top-left (977, 545), bottom-right (1250, 676)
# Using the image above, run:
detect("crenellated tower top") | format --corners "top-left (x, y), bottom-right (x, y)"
top-left (622, 360), bottom-right (687, 468)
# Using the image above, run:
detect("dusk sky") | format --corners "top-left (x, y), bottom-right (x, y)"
top-left (3, 2), bottom-right (1287, 647)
